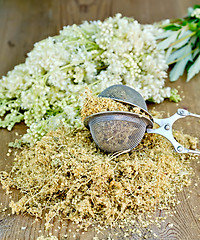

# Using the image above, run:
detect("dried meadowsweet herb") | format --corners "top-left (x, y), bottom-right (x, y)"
top-left (81, 91), bottom-right (150, 121)
top-left (0, 124), bottom-right (198, 233)
top-left (36, 236), bottom-right (58, 240)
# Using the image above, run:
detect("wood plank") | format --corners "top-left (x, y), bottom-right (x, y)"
top-left (0, 0), bottom-right (200, 239)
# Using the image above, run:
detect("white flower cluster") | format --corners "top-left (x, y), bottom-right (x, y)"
top-left (191, 8), bottom-right (200, 19)
top-left (0, 14), bottom-right (171, 146)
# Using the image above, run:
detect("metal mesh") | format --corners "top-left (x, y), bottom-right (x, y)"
top-left (88, 113), bottom-right (147, 153)
top-left (98, 84), bottom-right (148, 111)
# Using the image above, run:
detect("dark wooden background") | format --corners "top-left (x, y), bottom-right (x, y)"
top-left (0, 0), bottom-right (200, 239)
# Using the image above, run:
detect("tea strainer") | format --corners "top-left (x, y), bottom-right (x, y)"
top-left (84, 85), bottom-right (200, 155)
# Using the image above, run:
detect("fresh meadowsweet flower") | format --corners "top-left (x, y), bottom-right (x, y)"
top-left (191, 8), bottom-right (200, 19)
top-left (0, 14), bottom-right (175, 146)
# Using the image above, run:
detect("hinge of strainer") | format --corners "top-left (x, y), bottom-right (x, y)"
top-left (147, 109), bottom-right (200, 154)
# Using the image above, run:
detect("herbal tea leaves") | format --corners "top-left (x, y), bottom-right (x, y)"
top-left (158, 5), bottom-right (200, 82)
top-left (0, 126), bottom-right (198, 232)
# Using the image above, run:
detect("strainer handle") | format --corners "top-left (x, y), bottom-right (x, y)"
top-left (147, 109), bottom-right (200, 155)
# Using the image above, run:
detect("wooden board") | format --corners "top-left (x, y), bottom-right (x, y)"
top-left (0, 0), bottom-right (200, 239)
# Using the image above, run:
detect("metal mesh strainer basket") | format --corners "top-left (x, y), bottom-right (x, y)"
top-left (84, 111), bottom-right (153, 153)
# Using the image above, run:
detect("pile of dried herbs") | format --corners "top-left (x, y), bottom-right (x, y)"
top-left (0, 127), bottom-right (198, 230)
top-left (0, 95), bottom-right (198, 237)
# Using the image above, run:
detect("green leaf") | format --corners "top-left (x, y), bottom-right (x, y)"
top-left (193, 4), bottom-right (200, 9)
top-left (188, 7), bottom-right (194, 16)
top-left (196, 37), bottom-right (200, 47)
top-left (179, 29), bottom-right (192, 39)
top-left (186, 54), bottom-right (200, 81)
top-left (167, 44), bottom-right (192, 64)
top-left (169, 47), bottom-right (192, 82)
top-left (157, 31), bottom-right (179, 50)
top-left (155, 30), bottom-right (174, 40)
top-left (166, 46), bottom-right (173, 61)
top-left (191, 35), bottom-right (198, 46)
top-left (172, 30), bottom-right (193, 49)
top-left (169, 60), bottom-right (184, 82)
top-left (182, 20), bottom-right (188, 26)
top-left (170, 31), bottom-right (195, 48)
top-left (193, 48), bottom-right (200, 59)
top-left (188, 23), bottom-right (198, 31)
top-left (163, 24), bottom-right (182, 31)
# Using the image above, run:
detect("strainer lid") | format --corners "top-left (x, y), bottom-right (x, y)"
top-left (98, 85), bottom-right (153, 122)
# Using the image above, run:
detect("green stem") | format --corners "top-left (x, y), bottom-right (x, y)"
top-left (96, 65), bottom-right (108, 70)
top-left (169, 31), bottom-right (196, 47)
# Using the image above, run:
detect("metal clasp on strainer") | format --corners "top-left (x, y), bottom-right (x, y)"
top-left (147, 109), bottom-right (200, 154)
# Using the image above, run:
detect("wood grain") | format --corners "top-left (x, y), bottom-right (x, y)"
top-left (0, 0), bottom-right (200, 239)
